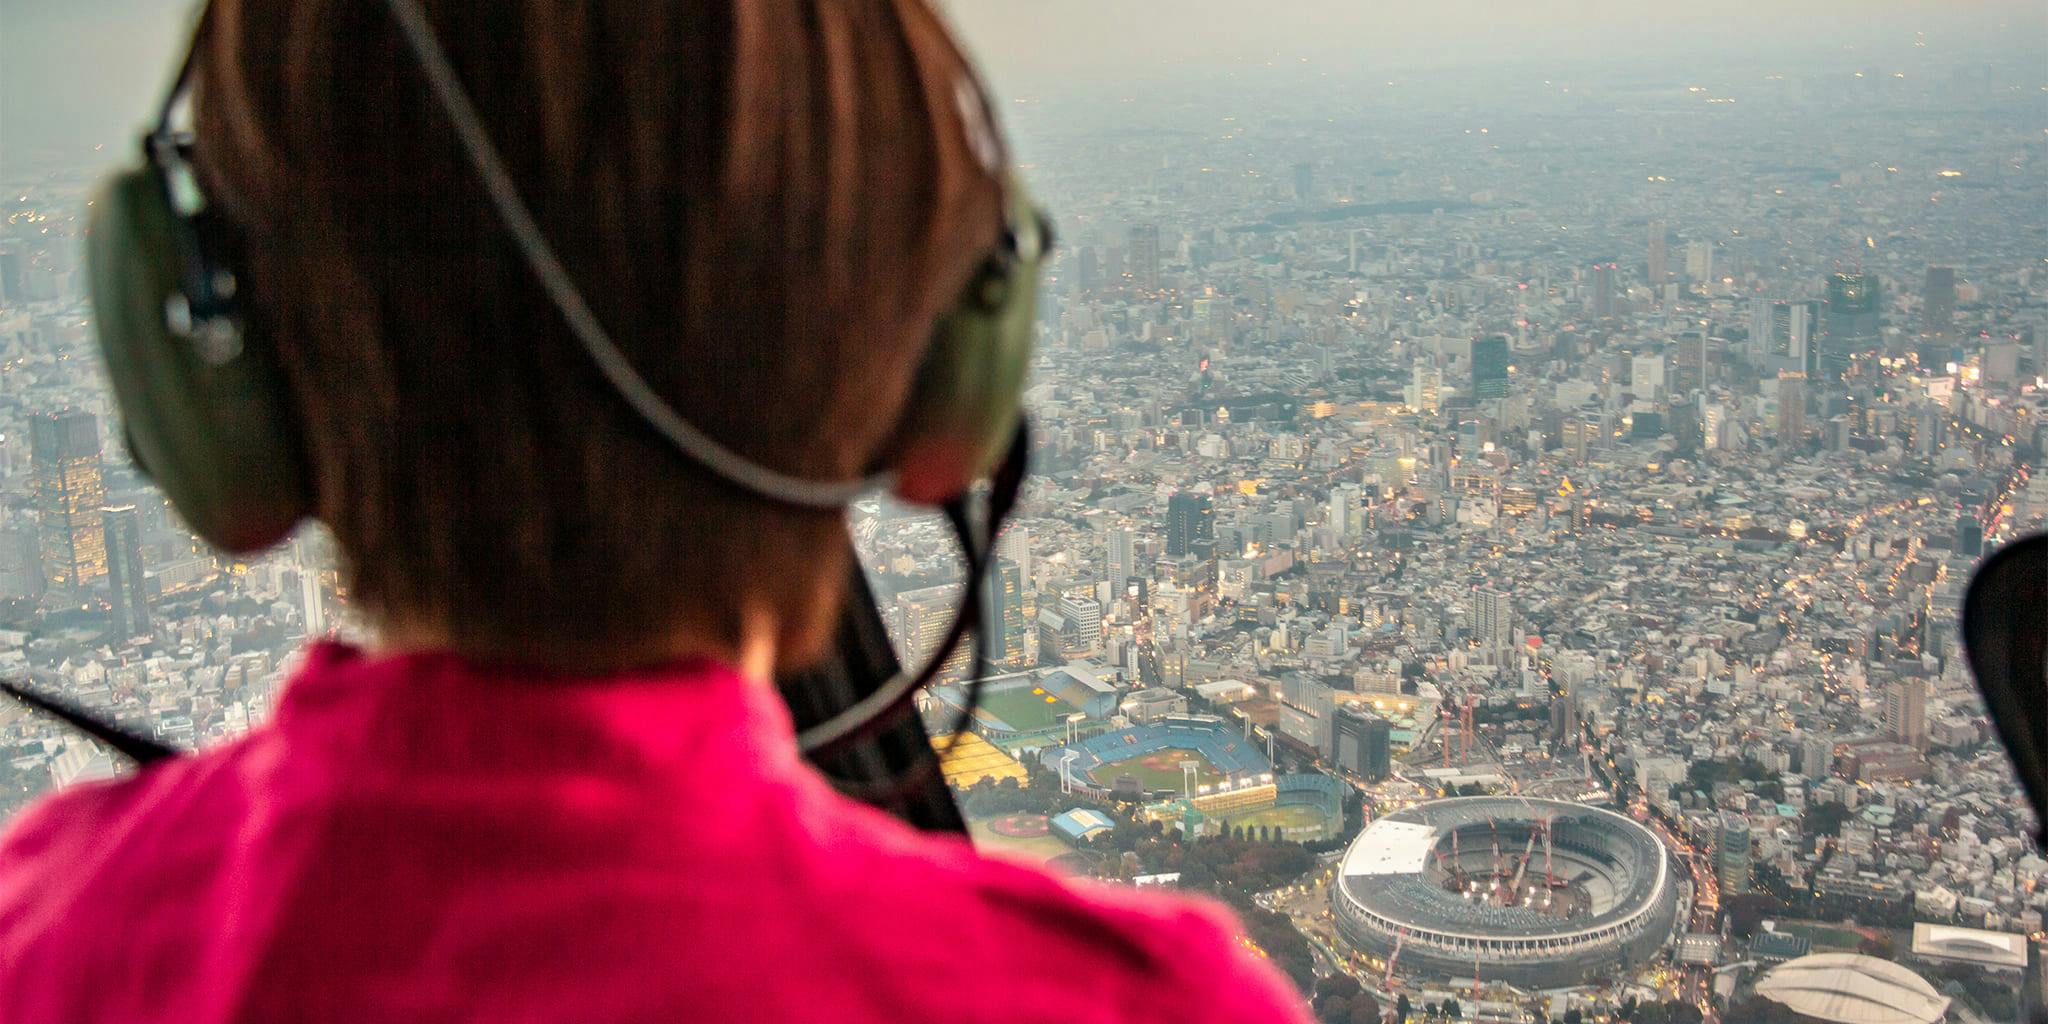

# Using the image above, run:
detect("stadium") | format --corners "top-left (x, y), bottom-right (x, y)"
top-left (1037, 714), bottom-right (1271, 797)
top-left (1332, 797), bottom-right (1680, 989)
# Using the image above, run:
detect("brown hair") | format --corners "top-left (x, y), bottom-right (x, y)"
top-left (191, 0), bottom-right (1005, 668)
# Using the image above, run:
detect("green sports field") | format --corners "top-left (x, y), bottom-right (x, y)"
top-left (1221, 803), bottom-right (1332, 833)
top-left (1087, 747), bottom-right (1226, 792)
top-left (974, 683), bottom-right (1076, 732)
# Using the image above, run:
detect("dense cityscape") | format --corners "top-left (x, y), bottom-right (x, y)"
top-left (2, 7), bottom-right (2044, 1024)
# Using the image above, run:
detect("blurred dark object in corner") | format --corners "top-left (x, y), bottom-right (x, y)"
top-left (781, 554), bottom-right (964, 834)
top-left (1962, 532), bottom-right (2048, 851)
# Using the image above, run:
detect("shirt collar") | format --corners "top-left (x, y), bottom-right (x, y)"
top-left (270, 641), bottom-right (807, 783)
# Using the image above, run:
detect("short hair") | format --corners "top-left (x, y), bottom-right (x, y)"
top-left (191, 0), bottom-right (1007, 668)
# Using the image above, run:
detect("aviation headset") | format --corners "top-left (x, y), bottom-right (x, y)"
top-left (5, 0), bottom-right (1050, 762)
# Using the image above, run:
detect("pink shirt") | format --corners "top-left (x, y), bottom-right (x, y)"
top-left (0, 642), bottom-right (1311, 1023)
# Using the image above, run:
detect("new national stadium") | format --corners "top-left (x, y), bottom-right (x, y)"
top-left (1333, 797), bottom-right (1679, 989)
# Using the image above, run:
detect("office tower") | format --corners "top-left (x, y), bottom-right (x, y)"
top-left (1820, 272), bottom-right (1880, 381)
top-left (997, 525), bottom-right (1031, 583)
top-left (1472, 334), bottom-right (1510, 399)
top-left (1105, 528), bottom-right (1135, 595)
top-left (1716, 814), bottom-right (1752, 893)
top-left (985, 557), bottom-right (1029, 667)
top-left (1292, 162), bottom-right (1314, 202)
top-left (1127, 223), bottom-right (1160, 291)
top-left (1921, 266), bottom-right (1957, 340)
top-left (1588, 263), bottom-right (1616, 318)
top-left (1684, 241), bottom-right (1714, 285)
top-left (896, 583), bottom-right (970, 678)
top-left (101, 505), bottom-right (149, 640)
top-left (1076, 248), bottom-right (1100, 292)
top-left (1409, 364), bottom-right (1442, 412)
top-left (1956, 511), bottom-right (1983, 559)
top-left (1056, 592), bottom-right (1101, 652)
top-left (1752, 299), bottom-right (1821, 376)
top-left (1776, 374), bottom-right (1807, 447)
top-left (32, 411), bottom-right (107, 590)
top-left (1165, 491), bottom-right (1213, 559)
top-left (1335, 707), bottom-right (1393, 780)
top-left (1883, 678), bottom-right (1928, 752)
top-left (1646, 220), bottom-right (1667, 285)
top-left (1473, 586), bottom-right (1511, 649)
top-left (1329, 484), bottom-right (1360, 542)
top-left (1631, 354), bottom-right (1666, 400)
top-left (1562, 417), bottom-right (1595, 463)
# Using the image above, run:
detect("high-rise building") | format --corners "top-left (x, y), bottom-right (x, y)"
top-left (1646, 220), bottom-right (1668, 286)
top-left (1716, 813), bottom-right (1752, 894)
top-left (997, 525), bottom-right (1031, 583)
top-left (1752, 299), bottom-right (1821, 376)
top-left (1292, 162), bottom-right (1314, 202)
top-left (1921, 266), bottom-right (1957, 340)
top-left (985, 557), bottom-right (1030, 667)
top-left (1127, 223), bottom-right (1160, 291)
top-left (896, 583), bottom-right (970, 679)
top-left (1105, 528), bottom-right (1135, 595)
top-left (1056, 592), bottom-right (1101, 653)
top-left (32, 411), bottom-right (107, 590)
top-left (1335, 706), bottom-right (1393, 780)
top-left (1166, 491), bottom-right (1213, 559)
top-left (1684, 241), bottom-right (1715, 285)
top-left (1956, 511), bottom-right (1984, 559)
top-left (1588, 263), bottom-right (1616, 318)
top-left (1472, 334), bottom-right (1510, 400)
top-left (1883, 678), bottom-right (1928, 752)
top-left (1820, 272), bottom-right (1881, 381)
top-left (1408, 364), bottom-right (1442, 412)
top-left (1473, 586), bottom-right (1512, 650)
top-left (101, 505), bottom-right (149, 640)
top-left (1776, 373), bottom-right (1807, 448)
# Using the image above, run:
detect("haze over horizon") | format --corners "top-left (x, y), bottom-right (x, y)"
top-left (2, 0), bottom-right (2042, 177)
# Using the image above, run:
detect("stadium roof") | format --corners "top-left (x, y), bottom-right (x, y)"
top-left (1753, 954), bottom-right (1951, 1024)
top-left (1910, 922), bottom-right (2028, 969)
top-left (1342, 820), bottom-right (1437, 876)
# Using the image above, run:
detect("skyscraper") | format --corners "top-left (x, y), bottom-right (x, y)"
top-left (1292, 161), bottom-right (1314, 202)
top-left (1105, 528), bottom-right (1135, 595)
top-left (101, 505), bottom-right (149, 640)
top-left (1752, 299), bottom-right (1821, 376)
top-left (1166, 491), bottom-right (1213, 559)
top-left (1646, 220), bottom-right (1668, 286)
top-left (1921, 266), bottom-right (1957, 340)
top-left (1127, 223), bottom-right (1160, 292)
top-left (1684, 241), bottom-right (1714, 285)
top-left (1716, 814), bottom-right (1752, 894)
top-left (997, 525), bottom-right (1032, 583)
top-left (32, 411), bottom-right (107, 590)
top-left (1473, 586), bottom-right (1512, 649)
top-left (1821, 272), bottom-right (1880, 380)
top-left (1335, 706), bottom-right (1393, 780)
top-left (1883, 678), bottom-right (1928, 752)
top-left (985, 557), bottom-right (1029, 667)
top-left (1588, 263), bottom-right (1616, 318)
top-left (1472, 334), bottom-right (1510, 400)
top-left (896, 583), bottom-right (970, 679)
top-left (1776, 373), bottom-right (1807, 448)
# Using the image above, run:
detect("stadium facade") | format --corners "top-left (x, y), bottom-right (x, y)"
top-left (1331, 797), bottom-right (1679, 989)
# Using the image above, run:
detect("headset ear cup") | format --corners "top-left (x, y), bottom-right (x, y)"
top-left (87, 168), bottom-right (312, 553)
top-left (892, 191), bottom-right (1045, 506)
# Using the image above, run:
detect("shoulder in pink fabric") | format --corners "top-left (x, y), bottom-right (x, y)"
top-left (0, 642), bottom-right (1311, 1023)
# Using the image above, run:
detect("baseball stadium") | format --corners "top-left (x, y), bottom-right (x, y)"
top-left (1037, 714), bottom-right (1271, 796)
top-left (1332, 797), bottom-right (1679, 989)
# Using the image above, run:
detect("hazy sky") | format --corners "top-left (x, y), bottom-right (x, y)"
top-left (2, 0), bottom-right (2041, 177)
